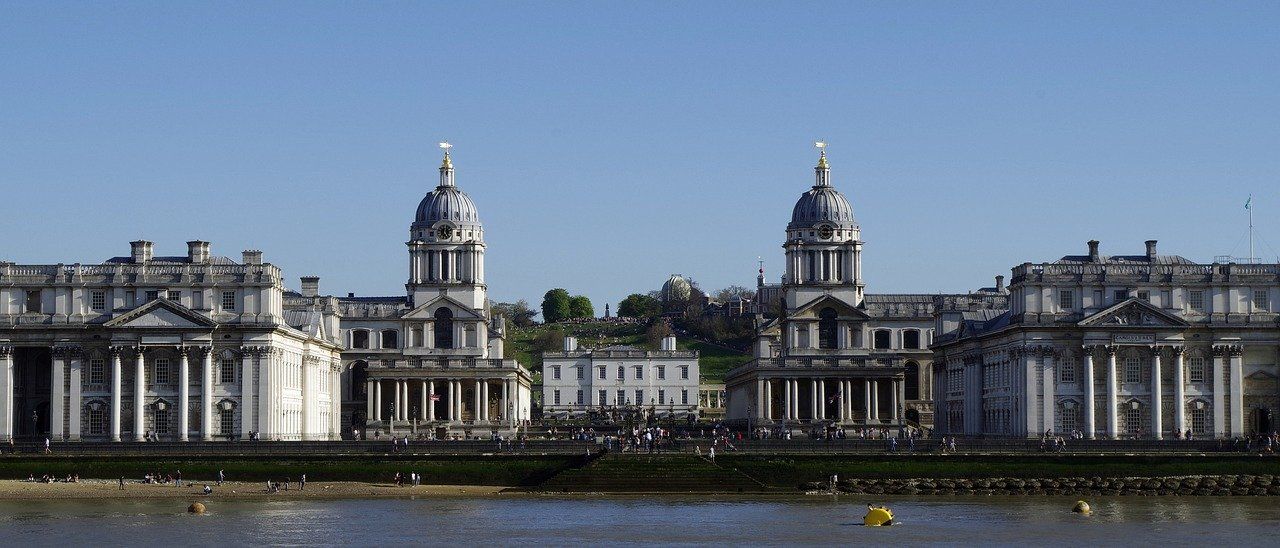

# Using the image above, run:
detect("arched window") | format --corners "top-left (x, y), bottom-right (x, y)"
top-left (433, 308), bottom-right (454, 349)
top-left (818, 308), bottom-right (838, 349)
top-left (351, 361), bottom-right (368, 399)
top-left (873, 330), bottom-right (892, 350)
top-left (352, 330), bottom-right (369, 349)
top-left (617, 366), bottom-right (625, 380)
top-left (903, 330), bottom-right (921, 349)
top-left (381, 329), bottom-right (399, 349)
top-left (904, 361), bottom-right (920, 400)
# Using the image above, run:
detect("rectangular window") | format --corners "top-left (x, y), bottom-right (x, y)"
top-left (1189, 290), bottom-right (1205, 312)
top-left (658, 389), bottom-right (665, 405)
top-left (634, 366), bottom-right (642, 380)
top-left (576, 390), bottom-right (584, 405)
top-left (680, 366), bottom-right (689, 380)
top-left (598, 367), bottom-right (606, 380)
top-left (1058, 289), bottom-right (1073, 310)
top-left (1191, 407), bottom-right (1208, 434)
top-left (598, 389), bottom-right (607, 405)
top-left (88, 407), bottom-right (105, 435)
top-left (220, 358), bottom-right (236, 383)
top-left (154, 358), bottom-right (171, 385)
top-left (616, 390), bottom-right (625, 405)
top-left (193, 291), bottom-right (204, 309)
top-left (576, 366), bottom-right (583, 380)
top-left (25, 290), bottom-right (41, 313)
top-left (1125, 405), bottom-right (1142, 435)
top-left (91, 290), bottom-right (106, 312)
top-left (553, 390), bottom-right (561, 405)
top-left (682, 390), bottom-right (689, 405)
top-left (635, 390), bottom-right (644, 405)
top-left (552, 365), bottom-right (561, 380)
top-left (1188, 357), bottom-right (1206, 383)
top-left (1136, 290), bottom-right (1151, 302)
top-left (221, 291), bottom-right (236, 311)
top-left (1059, 358), bottom-right (1076, 384)
top-left (88, 358), bottom-right (106, 385)
top-left (167, 290), bottom-right (181, 302)
top-left (154, 409), bottom-right (169, 435)
top-left (220, 408), bottom-right (235, 435)
top-left (1113, 289), bottom-right (1129, 302)
top-left (1253, 289), bottom-right (1269, 312)
top-left (657, 365), bottom-right (666, 380)
top-left (1124, 357), bottom-right (1142, 384)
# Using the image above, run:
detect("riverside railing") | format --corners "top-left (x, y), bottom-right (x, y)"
top-left (1, 439), bottom-right (597, 458)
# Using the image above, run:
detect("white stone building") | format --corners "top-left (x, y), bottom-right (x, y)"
top-left (541, 336), bottom-right (699, 418)
top-left (932, 240), bottom-right (1280, 439)
top-left (0, 241), bottom-right (344, 441)
top-left (724, 149), bottom-right (1005, 430)
top-left (335, 149), bottom-right (533, 437)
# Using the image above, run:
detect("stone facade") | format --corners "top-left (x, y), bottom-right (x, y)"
top-left (0, 242), bottom-right (344, 441)
top-left (933, 240), bottom-right (1280, 439)
top-left (541, 336), bottom-right (699, 418)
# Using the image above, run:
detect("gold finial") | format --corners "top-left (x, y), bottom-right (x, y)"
top-left (438, 141), bottom-right (453, 168)
top-left (815, 140), bottom-right (828, 169)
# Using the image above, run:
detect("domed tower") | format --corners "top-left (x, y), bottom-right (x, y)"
top-left (407, 147), bottom-right (487, 310)
top-left (783, 147), bottom-right (864, 307)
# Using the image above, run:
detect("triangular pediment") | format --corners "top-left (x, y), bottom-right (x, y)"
top-left (790, 294), bottom-right (871, 320)
top-left (1078, 298), bottom-right (1189, 328)
top-left (104, 299), bottom-right (216, 329)
top-left (403, 295), bottom-right (486, 320)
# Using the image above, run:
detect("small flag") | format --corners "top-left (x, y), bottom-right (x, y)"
top-left (1245, 196), bottom-right (1252, 210)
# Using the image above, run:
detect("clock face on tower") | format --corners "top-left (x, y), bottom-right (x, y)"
top-left (818, 225), bottom-right (834, 239)
top-left (436, 226), bottom-right (453, 240)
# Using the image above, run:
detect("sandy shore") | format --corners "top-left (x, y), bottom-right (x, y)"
top-left (0, 479), bottom-right (507, 500)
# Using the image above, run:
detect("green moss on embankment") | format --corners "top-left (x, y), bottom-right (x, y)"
top-left (0, 455), bottom-right (583, 486)
top-left (717, 455), bottom-right (1280, 487)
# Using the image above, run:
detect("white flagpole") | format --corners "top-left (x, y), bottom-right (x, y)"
top-left (1249, 195), bottom-right (1255, 264)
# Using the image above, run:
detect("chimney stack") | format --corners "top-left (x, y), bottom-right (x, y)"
top-left (563, 336), bottom-right (578, 352)
top-left (130, 240), bottom-right (153, 263)
top-left (186, 240), bottom-right (211, 264)
top-left (242, 250), bottom-right (263, 265)
top-left (1145, 240), bottom-right (1158, 259)
top-left (1087, 240), bottom-right (1100, 262)
top-left (662, 336), bottom-right (677, 351)
top-left (995, 275), bottom-right (1005, 293)
top-left (300, 276), bottom-right (320, 298)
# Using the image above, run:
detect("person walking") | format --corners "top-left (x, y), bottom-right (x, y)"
top-left (44, 437), bottom-right (50, 454)
top-left (300, 474), bottom-right (306, 491)
top-left (217, 469), bottom-right (225, 486)
top-left (118, 476), bottom-right (125, 490)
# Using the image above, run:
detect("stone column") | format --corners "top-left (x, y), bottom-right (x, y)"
top-left (134, 349), bottom-right (146, 441)
top-left (1172, 347), bottom-right (1186, 436)
top-left (365, 379), bottom-right (375, 419)
top-left (864, 379), bottom-right (872, 423)
top-left (178, 349), bottom-right (190, 441)
top-left (68, 349), bottom-right (82, 441)
top-left (50, 347), bottom-right (66, 440)
top-left (1042, 350), bottom-right (1055, 435)
top-left (872, 380), bottom-right (881, 422)
top-left (1106, 346), bottom-right (1118, 439)
top-left (201, 348), bottom-right (213, 441)
top-left (482, 380), bottom-right (490, 421)
top-left (241, 349), bottom-right (255, 440)
top-left (0, 346), bottom-right (11, 442)
top-left (890, 379), bottom-right (900, 423)
top-left (1151, 348), bottom-right (1163, 439)
top-left (300, 357), bottom-right (314, 440)
top-left (475, 380), bottom-right (482, 420)
top-left (1212, 347), bottom-right (1226, 437)
top-left (817, 379), bottom-right (825, 420)
top-left (844, 380), bottom-right (853, 422)
top-left (424, 378), bottom-right (435, 422)
top-left (782, 379), bottom-right (791, 420)
top-left (393, 379), bottom-right (402, 422)
top-left (1229, 348), bottom-right (1244, 437)
top-left (1083, 347), bottom-right (1096, 439)
top-left (756, 378), bottom-right (765, 420)
top-left (501, 380), bottom-right (509, 422)
top-left (373, 380), bottom-right (382, 422)
top-left (765, 380), bottom-right (772, 420)
top-left (109, 347), bottom-right (122, 442)
top-left (428, 380), bottom-right (436, 421)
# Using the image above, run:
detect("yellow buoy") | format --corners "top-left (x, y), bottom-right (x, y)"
top-left (864, 505), bottom-right (894, 527)
top-left (188, 502), bottom-right (206, 514)
top-left (1072, 500), bottom-right (1091, 515)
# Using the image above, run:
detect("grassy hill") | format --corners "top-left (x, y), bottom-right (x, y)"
top-left (507, 321), bottom-right (750, 384)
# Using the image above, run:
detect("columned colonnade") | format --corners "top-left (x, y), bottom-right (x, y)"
top-left (754, 376), bottom-right (904, 424)
top-left (366, 377), bottom-right (523, 425)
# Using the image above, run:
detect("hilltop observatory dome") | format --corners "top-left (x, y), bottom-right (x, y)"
top-left (661, 274), bottom-right (693, 303)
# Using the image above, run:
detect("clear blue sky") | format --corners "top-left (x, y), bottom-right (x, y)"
top-left (3, 2), bottom-right (1279, 313)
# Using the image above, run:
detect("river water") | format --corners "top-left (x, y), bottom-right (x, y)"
top-left (2, 495), bottom-right (1278, 546)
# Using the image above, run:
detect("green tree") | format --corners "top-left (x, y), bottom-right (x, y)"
top-left (618, 293), bottom-right (661, 318)
top-left (568, 295), bottom-right (594, 319)
top-left (541, 288), bottom-right (572, 323)
top-left (645, 320), bottom-right (673, 349)
top-left (492, 300), bottom-right (537, 327)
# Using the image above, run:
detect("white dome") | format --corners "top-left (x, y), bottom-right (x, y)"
top-left (661, 274), bottom-right (692, 303)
